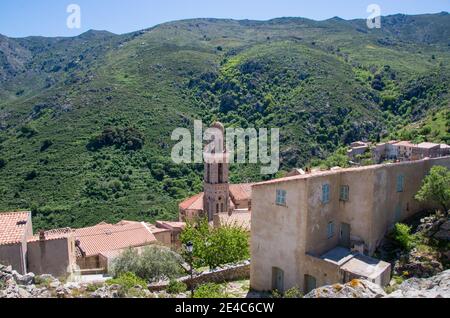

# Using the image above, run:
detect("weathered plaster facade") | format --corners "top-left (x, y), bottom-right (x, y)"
top-left (250, 157), bottom-right (450, 293)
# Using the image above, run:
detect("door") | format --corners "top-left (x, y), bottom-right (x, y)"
top-left (304, 275), bottom-right (317, 294)
top-left (340, 223), bottom-right (351, 248)
top-left (272, 267), bottom-right (284, 292)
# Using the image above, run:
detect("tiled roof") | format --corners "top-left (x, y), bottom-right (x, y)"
top-left (0, 211), bottom-right (31, 246)
top-left (155, 221), bottom-right (186, 231)
top-left (179, 192), bottom-right (204, 210)
top-left (254, 157), bottom-right (450, 187)
top-left (28, 228), bottom-right (73, 243)
top-left (229, 184), bottom-right (253, 202)
top-left (417, 142), bottom-right (440, 149)
top-left (74, 221), bottom-right (157, 258)
top-left (394, 141), bottom-right (416, 147)
top-left (218, 211), bottom-right (251, 231)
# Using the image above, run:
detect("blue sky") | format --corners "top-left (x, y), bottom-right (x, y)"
top-left (0, 0), bottom-right (448, 37)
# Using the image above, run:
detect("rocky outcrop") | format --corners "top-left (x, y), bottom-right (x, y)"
top-left (394, 248), bottom-right (444, 278)
top-left (304, 280), bottom-right (387, 298)
top-left (386, 270), bottom-right (450, 298)
top-left (305, 270), bottom-right (450, 298)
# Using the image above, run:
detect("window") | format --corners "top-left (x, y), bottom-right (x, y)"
top-left (396, 175), bottom-right (405, 192)
top-left (327, 222), bottom-right (335, 239)
top-left (322, 184), bottom-right (330, 204)
top-left (340, 185), bottom-right (349, 202)
top-left (276, 189), bottom-right (287, 206)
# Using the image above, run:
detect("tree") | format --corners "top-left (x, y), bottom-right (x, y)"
top-left (180, 218), bottom-right (250, 269)
top-left (415, 166), bottom-right (450, 213)
top-left (110, 246), bottom-right (185, 282)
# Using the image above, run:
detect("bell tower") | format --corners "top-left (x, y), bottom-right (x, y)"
top-left (203, 122), bottom-right (230, 221)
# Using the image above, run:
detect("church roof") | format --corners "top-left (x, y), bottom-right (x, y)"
top-left (179, 183), bottom-right (253, 212)
top-left (179, 192), bottom-right (204, 211)
top-left (229, 183), bottom-right (253, 202)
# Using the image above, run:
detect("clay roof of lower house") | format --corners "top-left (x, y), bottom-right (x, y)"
top-left (218, 210), bottom-right (251, 231)
top-left (254, 157), bottom-right (450, 187)
top-left (74, 221), bottom-right (157, 258)
top-left (394, 141), bottom-right (416, 147)
top-left (417, 142), bottom-right (440, 149)
top-left (155, 221), bottom-right (186, 231)
top-left (28, 228), bottom-right (74, 243)
top-left (229, 184), bottom-right (253, 202)
top-left (179, 192), bottom-right (204, 210)
top-left (0, 211), bottom-right (31, 246)
top-left (179, 183), bottom-right (253, 211)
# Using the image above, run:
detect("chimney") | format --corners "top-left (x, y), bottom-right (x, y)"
top-left (39, 230), bottom-right (46, 241)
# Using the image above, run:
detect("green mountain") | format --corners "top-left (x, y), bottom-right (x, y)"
top-left (0, 13), bottom-right (449, 230)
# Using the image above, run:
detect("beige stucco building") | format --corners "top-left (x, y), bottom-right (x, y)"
top-left (0, 212), bottom-right (77, 277)
top-left (250, 156), bottom-right (450, 293)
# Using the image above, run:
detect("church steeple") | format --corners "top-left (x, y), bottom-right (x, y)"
top-left (203, 122), bottom-right (230, 221)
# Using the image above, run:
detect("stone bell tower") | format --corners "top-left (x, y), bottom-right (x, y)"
top-left (203, 122), bottom-right (230, 221)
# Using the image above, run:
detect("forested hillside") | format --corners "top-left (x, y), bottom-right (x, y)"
top-left (0, 13), bottom-right (449, 229)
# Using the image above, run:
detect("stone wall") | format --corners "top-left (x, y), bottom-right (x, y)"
top-left (148, 261), bottom-right (250, 292)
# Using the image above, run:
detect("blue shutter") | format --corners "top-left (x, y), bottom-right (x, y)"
top-left (323, 184), bottom-right (330, 203)
top-left (397, 175), bottom-right (404, 192)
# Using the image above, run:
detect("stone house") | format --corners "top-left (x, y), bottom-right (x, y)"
top-left (0, 212), bottom-right (33, 274)
top-left (74, 221), bottom-right (158, 272)
top-left (0, 211), bottom-right (76, 277)
top-left (250, 156), bottom-right (450, 294)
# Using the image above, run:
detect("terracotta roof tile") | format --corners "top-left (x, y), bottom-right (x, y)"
top-left (0, 211), bottom-right (31, 246)
top-left (218, 211), bottom-right (251, 231)
top-left (254, 157), bottom-right (450, 187)
top-left (179, 192), bottom-right (204, 210)
top-left (28, 228), bottom-right (73, 243)
top-left (229, 184), bottom-right (253, 202)
top-left (156, 221), bottom-right (186, 231)
top-left (74, 222), bottom-right (157, 258)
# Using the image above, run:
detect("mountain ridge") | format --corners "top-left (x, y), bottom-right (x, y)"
top-left (0, 13), bottom-right (448, 230)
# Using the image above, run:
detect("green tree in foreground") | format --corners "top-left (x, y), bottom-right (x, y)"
top-left (110, 246), bottom-right (185, 282)
top-left (415, 166), bottom-right (450, 213)
top-left (180, 218), bottom-right (250, 269)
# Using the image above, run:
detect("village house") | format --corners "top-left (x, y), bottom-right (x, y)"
top-left (74, 221), bottom-right (159, 273)
top-left (0, 211), bottom-right (77, 277)
top-left (250, 156), bottom-right (450, 294)
top-left (373, 140), bottom-right (450, 163)
top-left (347, 141), bottom-right (371, 160)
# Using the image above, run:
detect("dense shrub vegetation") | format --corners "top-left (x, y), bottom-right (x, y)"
top-left (110, 246), bottom-right (185, 282)
top-left (180, 218), bottom-right (250, 269)
top-left (87, 127), bottom-right (145, 151)
top-left (0, 14), bottom-right (449, 229)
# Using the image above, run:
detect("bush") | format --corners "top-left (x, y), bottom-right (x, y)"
top-left (180, 218), bottom-right (250, 269)
top-left (19, 125), bottom-right (38, 138)
top-left (110, 246), bottom-right (185, 282)
top-left (106, 272), bottom-right (147, 290)
top-left (0, 158), bottom-right (6, 169)
top-left (87, 127), bottom-right (145, 151)
top-left (24, 170), bottom-right (38, 181)
top-left (193, 283), bottom-right (228, 298)
top-left (284, 287), bottom-right (303, 298)
top-left (393, 223), bottom-right (415, 251)
top-left (40, 139), bottom-right (53, 152)
top-left (271, 287), bottom-right (303, 298)
top-left (415, 166), bottom-right (450, 213)
top-left (167, 280), bottom-right (187, 294)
